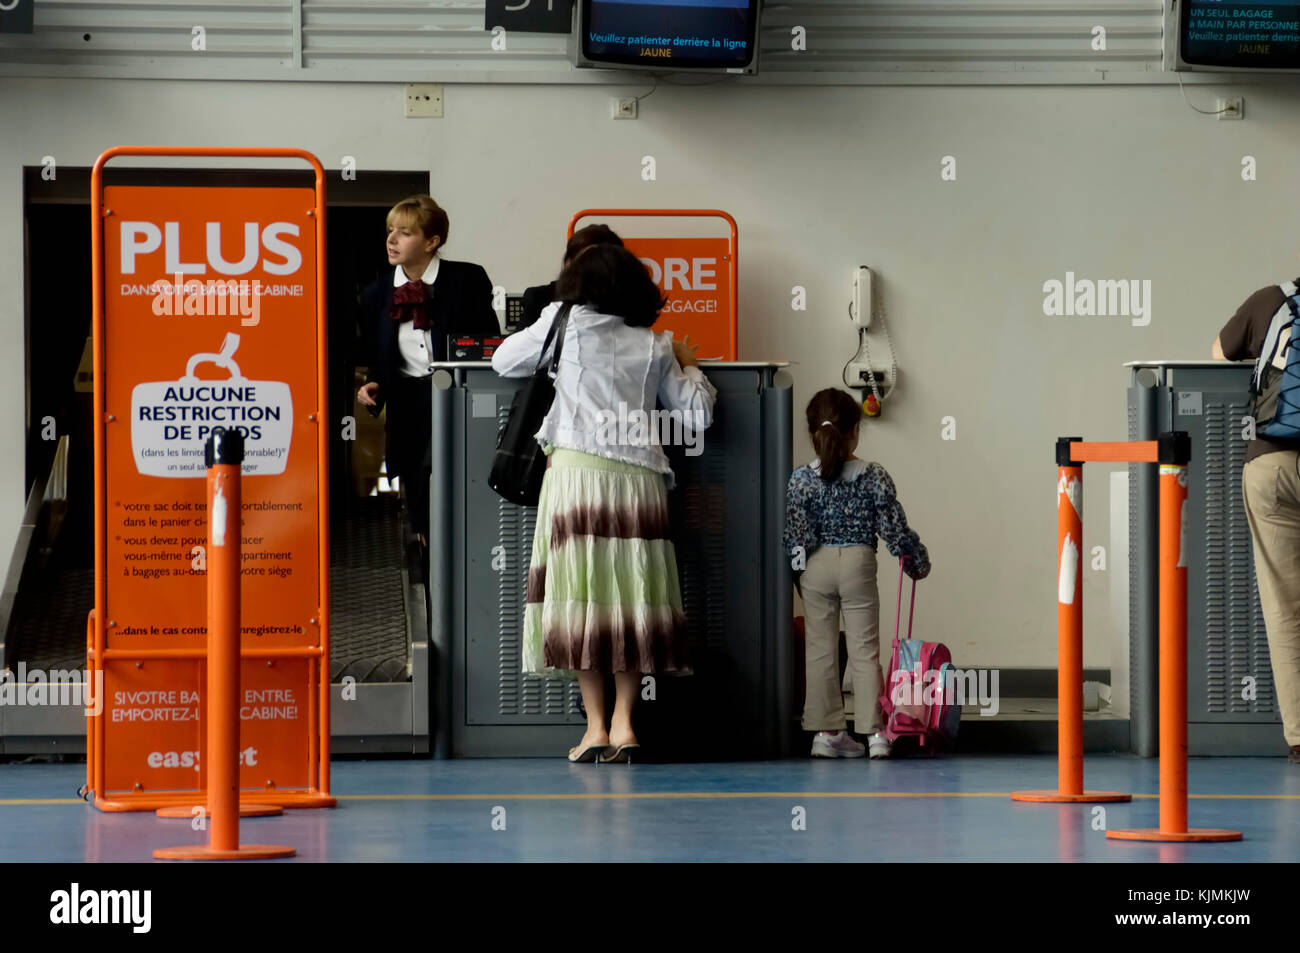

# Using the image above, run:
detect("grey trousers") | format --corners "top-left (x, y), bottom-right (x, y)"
top-left (800, 545), bottom-right (884, 734)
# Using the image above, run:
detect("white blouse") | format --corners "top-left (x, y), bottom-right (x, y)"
top-left (394, 256), bottom-right (440, 377)
top-left (491, 301), bottom-right (717, 486)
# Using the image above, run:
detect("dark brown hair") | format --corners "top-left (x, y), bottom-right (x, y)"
top-left (563, 224), bottom-right (624, 264)
top-left (386, 195), bottom-right (449, 249)
top-left (806, 388), bottom-right (863, 481)
top-left (555, 244), bottom-right (667, 328)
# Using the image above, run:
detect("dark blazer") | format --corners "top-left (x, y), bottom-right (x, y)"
top-left (520, 281), bottom-right (557, 329)
top-left (361, 258), bottom-right (499, 411)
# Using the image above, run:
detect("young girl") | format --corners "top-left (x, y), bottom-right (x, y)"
top-left (784, 388), bottom-right (931, 759)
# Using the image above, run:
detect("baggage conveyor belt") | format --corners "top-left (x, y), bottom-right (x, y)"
top-left (328, 495), bottom-right (412, 684)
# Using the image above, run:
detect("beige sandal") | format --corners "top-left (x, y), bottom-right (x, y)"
top-left (597, 744), bottom-right (640, 764)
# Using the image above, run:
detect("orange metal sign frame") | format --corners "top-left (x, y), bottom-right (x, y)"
top-left (567, 209), bottom-right (739, 360)
top-left (87, 146), bottom-right (333, 812)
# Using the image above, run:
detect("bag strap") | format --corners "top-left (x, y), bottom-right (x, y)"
top-left (1253, 288), bottom-right (1299, 393)
top-left (534, 303), bottom-right (572, 375)
top-left (549, 303), bottom-right (571, 378)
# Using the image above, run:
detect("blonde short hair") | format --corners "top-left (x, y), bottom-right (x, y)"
top-left (386, 195), bottom-right (449, 248)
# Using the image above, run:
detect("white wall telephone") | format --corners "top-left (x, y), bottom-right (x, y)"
top-left (844, 266), bottom-right (897, 409)
top-left (852, 266), bottom-right (872, 329)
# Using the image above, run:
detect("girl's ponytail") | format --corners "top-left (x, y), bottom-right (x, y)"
top-left (806, 388), bottom-right (863, 482)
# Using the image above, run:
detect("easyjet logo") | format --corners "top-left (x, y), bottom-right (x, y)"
top-left (146, 747), bottom-right (260, 770)
top-left (119, 221), bottom-right (303, 276)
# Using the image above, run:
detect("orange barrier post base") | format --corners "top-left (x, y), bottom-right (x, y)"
top-left (1106, 828), bottom-right (1242, 843)
top-left (156, 805), bottom-right (283, 819)
top-left (153, 844), bottom-right (296, 860)
top-left (95, 792), bottom-right (336, 813)
top-left (1011, 791), bottom-right (1131, 803)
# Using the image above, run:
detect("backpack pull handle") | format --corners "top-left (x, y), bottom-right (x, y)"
top-left (895, 560), bottom-right (904, 642)
top-left (895, 558), bottom-right (918, 643)
top-left (907, 574), bottom-right (917, 641)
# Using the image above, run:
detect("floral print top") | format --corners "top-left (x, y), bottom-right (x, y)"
top-left (783, 458), bottom-right (931, 579)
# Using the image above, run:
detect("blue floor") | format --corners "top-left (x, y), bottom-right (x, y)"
top-left (2, 755), bottom-right (1297, 862)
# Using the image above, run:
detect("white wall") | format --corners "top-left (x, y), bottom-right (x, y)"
top-left (2, 76), bottom-right (1296, 668)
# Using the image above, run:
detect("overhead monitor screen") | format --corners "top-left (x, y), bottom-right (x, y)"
top-left (581, 0), bottom-right (760, 69)
top-left (1180, 1), bottom-right (1300, 69)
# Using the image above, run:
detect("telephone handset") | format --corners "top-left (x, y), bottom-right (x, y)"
top-left (844, 266), bottom-right (897, 415)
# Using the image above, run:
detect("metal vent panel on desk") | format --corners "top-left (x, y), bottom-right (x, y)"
top-left (463, 399), bottom-right (581, 725)
top-left (494, 488), bottom-right (527, 716)
top-left (672, 443), bottom-right (730, 655)
top-left (1190, 391), bottom-right (1277, 719)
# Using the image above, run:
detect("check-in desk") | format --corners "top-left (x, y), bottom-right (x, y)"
top-left (429, 362), bottom-right (793, 758)
top-left (1128, 361), bottom-right (1285, 755)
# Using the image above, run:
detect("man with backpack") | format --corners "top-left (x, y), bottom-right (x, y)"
top-left (1213, 277), bottom-right (1300, 763)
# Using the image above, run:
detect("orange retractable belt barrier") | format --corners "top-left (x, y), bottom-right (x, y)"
top-left (156, 431), bottom-right (295, 860)
top-left (1013, 435), bottom-right (1243, 842)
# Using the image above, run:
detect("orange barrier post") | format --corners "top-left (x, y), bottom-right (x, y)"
top-left (155, 431), bottom-right (295, 861)
top-left (1012, 438), bottom-right (1129, 804)
top-left (1108, 437), bottom-right (1241, 843)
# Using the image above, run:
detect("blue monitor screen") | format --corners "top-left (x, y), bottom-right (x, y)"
top-left (1181, 1), bottom-right (1300, 68)
top-left (581, 0), bottom-right (760, 69)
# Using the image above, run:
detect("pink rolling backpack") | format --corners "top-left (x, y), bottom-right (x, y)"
top-left (877, 559), bottom-right (961, 751)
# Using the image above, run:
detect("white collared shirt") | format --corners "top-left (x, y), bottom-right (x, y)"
top-left (491, 301), bottom-right (718, 487)
top-left (809, 458), bottom-right (867, 481)
top-left (393, 256), bottom-right (440, 377)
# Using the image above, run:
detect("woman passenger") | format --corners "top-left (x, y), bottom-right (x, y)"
top-left (491, 245), bottom-right (716, 763)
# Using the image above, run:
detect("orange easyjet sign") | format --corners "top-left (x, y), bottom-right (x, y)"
top-left (623, 237), bottom-right (734, 360)
top-left (98, 184), bottom-right (322, 798)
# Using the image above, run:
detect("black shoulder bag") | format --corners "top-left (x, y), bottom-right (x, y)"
top-left (487, 303), bottom-right (571, 506)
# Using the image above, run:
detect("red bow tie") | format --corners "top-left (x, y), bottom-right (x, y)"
top-left (392, 279), bottom-right (431, 331)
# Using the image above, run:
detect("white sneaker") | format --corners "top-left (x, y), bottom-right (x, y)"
top-left (868, 732), bottom-right (892, 759)
top-left (811, 730), bottom-right (866, 758)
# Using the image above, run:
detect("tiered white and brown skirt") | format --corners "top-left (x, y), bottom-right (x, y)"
top-left (522, 448), bottom-right (692, 679)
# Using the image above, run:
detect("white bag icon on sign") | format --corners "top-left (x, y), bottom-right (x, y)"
top-left (130, 333), bottom-right (294, 478)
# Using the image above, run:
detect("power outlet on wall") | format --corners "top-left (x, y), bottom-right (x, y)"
top-left (611, 97), bottom-right (638, 119)
top-left (1216, 97), bottom-right (1243, 120)
top-left (847, 362), bottom-right (892, 387)
top-left (405, 84), bottom-right (444, 118)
